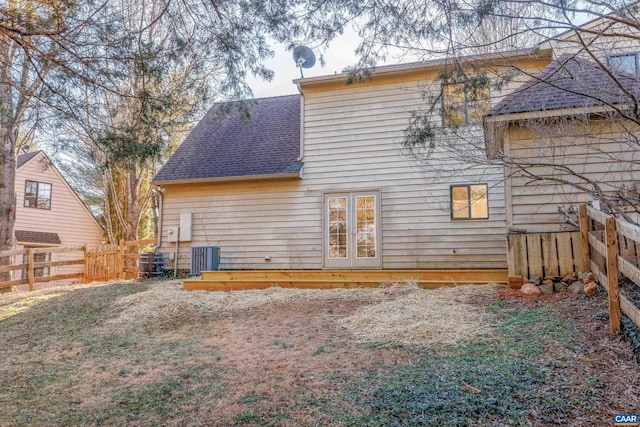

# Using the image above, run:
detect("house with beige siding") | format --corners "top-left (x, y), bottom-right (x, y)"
top-left (14, 150), bottom-right (104, 283)
top-left (485, 56), bottom-right (640, 232)
top-left (153, 16), bottom-right (640, 274)
top-left (153, 51), bottom-right (550, 272)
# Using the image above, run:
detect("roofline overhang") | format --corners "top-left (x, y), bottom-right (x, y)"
top-left (16, 241), bottom-right (60, 247)
top-left (153, 171), bottom-right (302, 186)
top-left (484, 103), bottom-right (629, 124)
top-left (294, 47), bottom-right (552, 89)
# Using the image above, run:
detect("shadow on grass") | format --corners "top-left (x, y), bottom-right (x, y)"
top-left (0, 283), bottom-right (226, 426)
top-left (334, 300), bottom-right (603, 426)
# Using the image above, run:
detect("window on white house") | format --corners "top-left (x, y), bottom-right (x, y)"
top-left (443, 83), bottom-right (490, 126)
top-left (609, 53), bottom-right (639, 75)
top-left (24, 180), bottom-right (52, 209)
top-left (451, 184), bottom-right (489, 220)
top-left (22, 251), bottom-right (50, 277)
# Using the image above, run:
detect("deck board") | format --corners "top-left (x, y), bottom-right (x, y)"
top-left (184, 269), bottom-right (508, 291)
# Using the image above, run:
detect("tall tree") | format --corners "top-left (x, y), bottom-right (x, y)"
top-left (1, 0), bottom-right (361, 252)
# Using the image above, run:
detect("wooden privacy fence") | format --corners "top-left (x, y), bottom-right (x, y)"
top-left (0, 239), bottom-right (156, 292)
top-left (507, 231), bottom-right (583, 278)
top-left (84, 245), bottom-right (120, 283)
top-left (579, 204), bottom-right (640, 334)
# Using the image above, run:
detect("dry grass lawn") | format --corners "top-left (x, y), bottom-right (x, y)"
top-left (0, 280), bottom-right (638, 426)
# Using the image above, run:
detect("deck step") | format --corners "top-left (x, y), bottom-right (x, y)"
top-left (184, 269), bottom-right (508, 291)
top-left (199, 269), bottom-right (508, 282)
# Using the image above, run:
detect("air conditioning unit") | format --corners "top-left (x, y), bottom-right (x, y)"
top-left (190, 246), bottom-right (220, 276)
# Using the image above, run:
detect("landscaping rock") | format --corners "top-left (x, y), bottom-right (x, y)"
top-left (584, 282), bottom-right (599, 297)
top-left (541, 278), bottom-right (554, 285)
top-left (508, 276), bottom-right (523, 289)
top-left (584, 272), bottom-right (596, 285)
top-left (544, 276), bottom-right (562, 282)
top-left (521, 283), bottom-right (542, 295)
top-left (529, 275), bottom-right (542, 285)
top-left (538, 283), bottom-right (554, 295)
top-left (554, 282), bottom-right (567, 292)
top-left (567, 281), bottom-right (584, 294)
top-left (561, 274), bottom-right (577, 284)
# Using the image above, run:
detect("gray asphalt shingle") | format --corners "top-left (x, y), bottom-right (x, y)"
top-left (487, 55), bottom-right (640, 117)
top-left (15, 230), bottom-right (62, 245)
top-left (17, 151), bottom-right (40, 168)
top-left (153, 95), bottom-right (301, 183)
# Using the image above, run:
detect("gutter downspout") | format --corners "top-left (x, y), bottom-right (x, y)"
top-left (154, 186), bottom-right (165, 249)
top-left (296, 82), bottom-right (304, 162)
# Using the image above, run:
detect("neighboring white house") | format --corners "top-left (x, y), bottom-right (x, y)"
top-left (14, 150), bottom-right (104, 283)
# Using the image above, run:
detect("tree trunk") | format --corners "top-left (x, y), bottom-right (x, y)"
top-left (0, 127), bottom-right (17, 252)
top-left (123, 166), bottom-right (140, 279)
top-left (0, 35), bottom-right (17, 282)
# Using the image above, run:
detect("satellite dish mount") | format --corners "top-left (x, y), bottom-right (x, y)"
top-left (293, 46), bottom-right (316, 78)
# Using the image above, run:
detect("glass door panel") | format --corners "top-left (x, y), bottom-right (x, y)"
top-left (324, 192), bottom-right (380, 268)
top-left (356, 196), bottom-right (376, 259)
top-left (328, 196), bottom-right (348, 259)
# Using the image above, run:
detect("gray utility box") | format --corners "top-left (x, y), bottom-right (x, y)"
top-left (190, 246), bottom-right (220, 276)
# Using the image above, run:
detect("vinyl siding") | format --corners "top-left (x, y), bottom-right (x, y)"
top-left (14, 152), bottom-right (104, 284)
top-left (159, 179), bottom-right (320, 270)
top-left (159, 60), bottom-right (549, 271)
top-left (548, 19), bottom-right (640, 63)
top-left (505, 119), bottom-right (640, 232)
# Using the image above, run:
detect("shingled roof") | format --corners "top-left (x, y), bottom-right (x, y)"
top-left (486, 55), bottom-right (640, 117)
top-left (154, 95), bottom-right (302, 183)
top-left (17, 150), bottom-right (41, 168)
top-left (15, 230), bottom-right (61, 245)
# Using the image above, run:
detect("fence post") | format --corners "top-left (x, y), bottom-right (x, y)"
top-left (578, 205), bottom-right (590, 273)
top-left (82, 245), bottom-right (88, 284)
top-left (118, 240), bottom-right (125, 280)
top-left (27, 248), bottom-right (34, 292)
top-left (605, 217), bottom-right (620, 335)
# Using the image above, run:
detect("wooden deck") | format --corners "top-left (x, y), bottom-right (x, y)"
top-left (182, 269), bottom-right (508, 291)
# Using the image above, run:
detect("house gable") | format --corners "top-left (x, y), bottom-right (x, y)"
top-left (16, 151), bottom-right (104, 247)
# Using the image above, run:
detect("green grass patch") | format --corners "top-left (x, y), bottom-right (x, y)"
top-left (334, 300), bottom-right (602, 426)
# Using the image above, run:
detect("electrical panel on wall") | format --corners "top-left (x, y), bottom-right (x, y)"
top-left (166, 212), bottom-right (193, 242)
top-left (179, 212), bottom-right (192, 241)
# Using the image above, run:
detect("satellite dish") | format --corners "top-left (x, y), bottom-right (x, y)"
top-left (293, 46), bottom-right (316, 77)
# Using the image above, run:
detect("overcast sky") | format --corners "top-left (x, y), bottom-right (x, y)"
top-left (246, 28), bottom-right (418, 98)
top-left (246, 29), bottom-right (363, 98)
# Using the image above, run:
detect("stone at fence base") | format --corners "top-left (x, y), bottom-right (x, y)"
top-left (521, 283), bottom-right (542, 295)
top-left (554, 282), bottom-right (568, 292)
top-left (538, 283), bottom-right (554, 294)
top-left (583, 272), bottom-right (596, 284)
top-left (541, 278), bottom-right (554, 285)
top-left (529, 275), bottom-right (542, 285)
top-left (567, 281), bottom-right (584, 294)
top-left (508, 276), bottom-right (524, 289)
top-left (584, 282), bottom-right (599, 297)
top-left (561, 274), bottom-right (577, 284)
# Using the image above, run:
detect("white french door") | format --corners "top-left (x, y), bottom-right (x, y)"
top-left (324, 191), bottom-right (381, 268)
